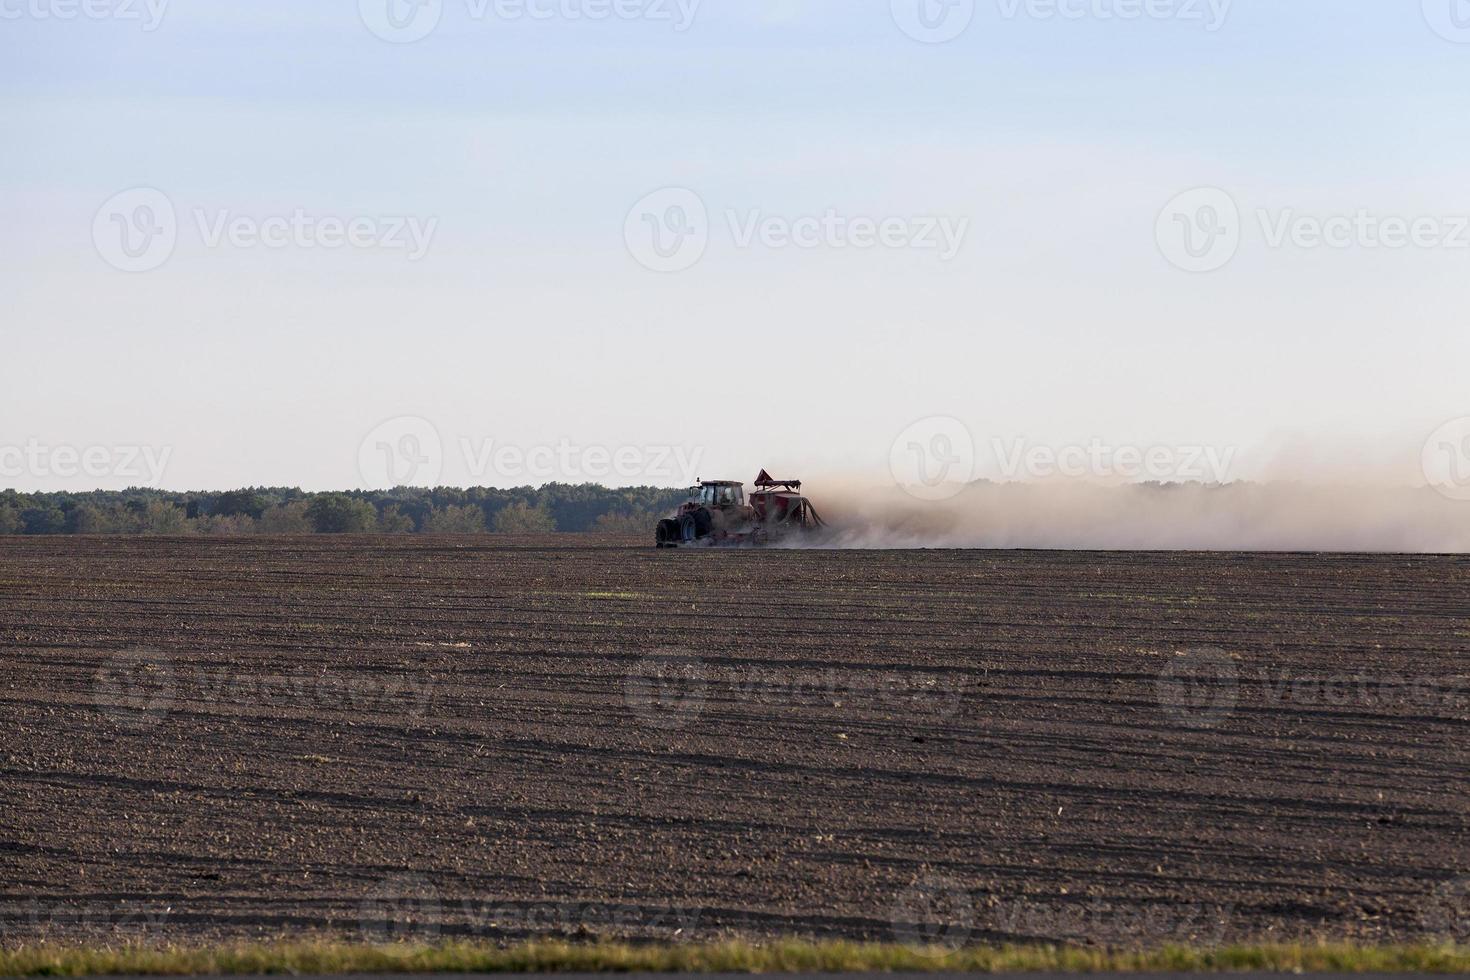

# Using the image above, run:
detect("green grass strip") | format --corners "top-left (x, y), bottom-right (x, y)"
top-left (3, 940), bottom-right (1469, 977)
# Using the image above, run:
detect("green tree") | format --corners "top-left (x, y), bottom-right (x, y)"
top-left (592, 510), bottom-right (654, 534)
top-left (378, 504), bottom-right (416, 533)
top-left (140, 500), bottom-right (191, 535)
top-left (213, 489), bottom-right (269, 519)
top-left (89, 503), bottom-right (141, 533)
top-left (305, 494), bottom-right (377, 533)
top-left (258, 501), bottom-right (313, 534)
top-left (68, 503), bottom-right (107, 534)
top-left (196, 513), bottom-right (257, 535)
top-left (21, 505), bottom-right (65, 535)
top-left (425, 504), bottom-right (486, 533)
top-left (0, 485), bottom-right (698, 535)
top-left (103, 501), bottom-right (145, 533)
top-left (493, 501), bottom-right (557, 533)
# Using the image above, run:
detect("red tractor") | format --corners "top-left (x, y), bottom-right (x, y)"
top-left (655, 470), bottom-right (825, 548)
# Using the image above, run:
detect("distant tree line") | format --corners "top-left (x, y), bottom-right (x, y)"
top-left (0, 485), bottom-right (690, 536)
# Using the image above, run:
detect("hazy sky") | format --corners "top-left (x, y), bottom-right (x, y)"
top-left (4, 0), bottom-right (1469, 492)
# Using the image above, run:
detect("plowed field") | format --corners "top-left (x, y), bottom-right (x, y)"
top-left (3, 537), bottom-right (1468, 948)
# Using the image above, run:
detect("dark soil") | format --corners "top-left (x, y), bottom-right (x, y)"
top-left (2, 536), bottom-right (1468, 947)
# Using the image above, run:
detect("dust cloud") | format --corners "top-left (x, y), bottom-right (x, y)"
top-left (799, 481), bottom-right (1470, 553)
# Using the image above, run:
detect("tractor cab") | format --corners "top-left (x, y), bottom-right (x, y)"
top-left (698, 481), bottom-right (745, 509)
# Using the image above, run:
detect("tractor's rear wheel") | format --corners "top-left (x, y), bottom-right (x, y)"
top-left (655, 519), bottom-right (679, 548)
top-left (691, 507), bottom-right (713, 537)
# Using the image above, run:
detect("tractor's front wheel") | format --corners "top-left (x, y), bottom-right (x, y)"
top-left (655, 518), bottom-right (679, 548)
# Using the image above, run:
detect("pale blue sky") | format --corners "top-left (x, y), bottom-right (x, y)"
top-left (3, 0), bottom-right (1468, 490)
